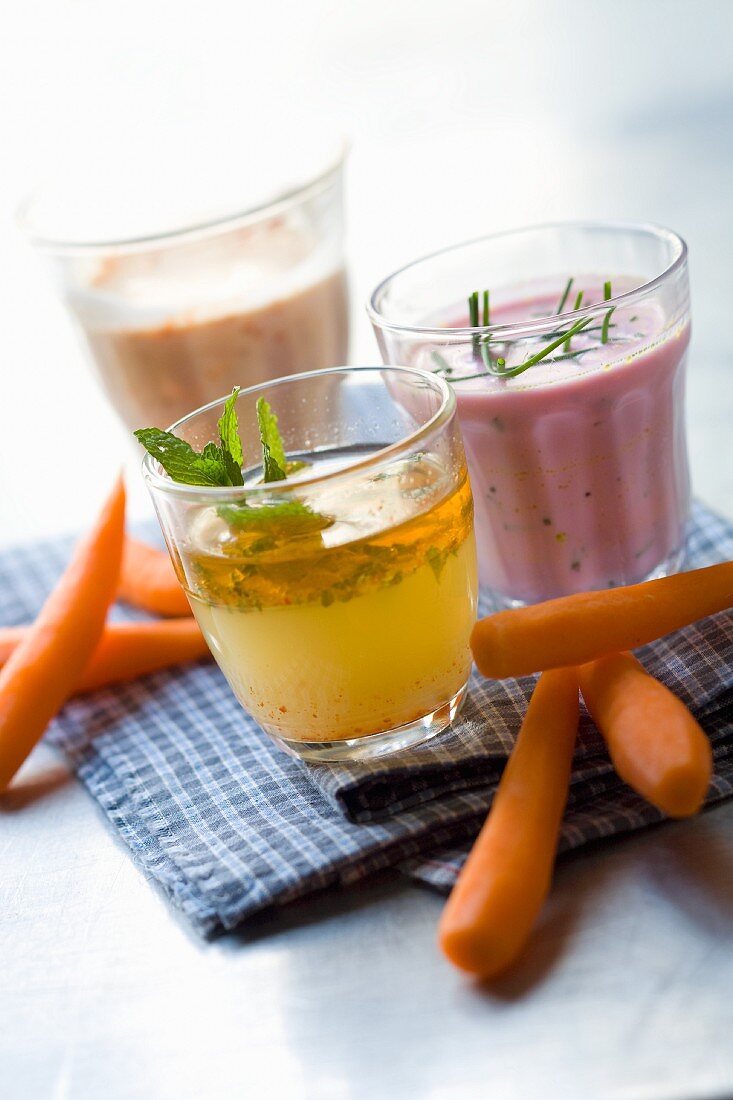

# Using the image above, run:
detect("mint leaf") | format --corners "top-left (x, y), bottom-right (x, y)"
top-left (136, 391), bottom-right (309, 497)
top-left (217, 387), bottom-right (244, 486)
top-left (218, 500), bottom-right (334, 536)
top-left (426, 544), bottom-right (459, 582)
top-left (135, 387), bottom-right (246, 487)
top-left (256, 397), bottom-right (287, 483)
top-left (134, 428), bottom-right (230, 486)
top-left (202, 441), bottom-right (225, 464)
top-left (201, 439), bottom-right (245, 487)
top-left (426, 545), bottom-right (447, 581)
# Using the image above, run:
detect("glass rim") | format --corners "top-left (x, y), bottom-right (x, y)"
top-left (17, 138), bottom-right (349, 254)
top-left (366, 220), bottom-right (688, 342)
top-left (141, 364), bottom-right (457, 501)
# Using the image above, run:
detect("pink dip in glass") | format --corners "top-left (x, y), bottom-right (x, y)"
top-left (419, 279), bottom-right (691, 603)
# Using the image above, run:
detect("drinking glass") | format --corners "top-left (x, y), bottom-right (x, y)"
top-left (369, 222), bottom-right (691, 605)
top-left (143, 366), bottom-right (478, 762)
top-left (19, 143), bottom-right (348, 431)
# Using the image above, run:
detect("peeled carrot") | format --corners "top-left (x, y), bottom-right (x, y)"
top-left (578, 651), bottom-right (712, 818)
top-left (0, 477), bottom-right (126, 790)
top-left (118, 536), bottom-right (191, 618)
top-left (0, 629), bottom-right (23, 667)
top-left (438, 669), bottom-right (579, 980)
top-left (471, 562), bottom-right (733, 680)
top-left (0, 618), bottom-right (208, 696)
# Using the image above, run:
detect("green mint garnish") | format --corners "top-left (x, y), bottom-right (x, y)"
top-left (216, 387), bottom-right (245, 486)
top-left (256, 397), bottom-right (287, 483)
top-left (217, 500), bottom-right (333, 536)
top-left (426, 544), bottom-right (459, 582)
top-left (134, 386), bottom-right (245, 487)
top-left (426, 546), bottom-right (447, 581)
top-left (133, 428), bottom-right (234, 486)
top-left (135, 388), bottom-right (299, 488)
top-left (135, 388), bottom-right (334, 536)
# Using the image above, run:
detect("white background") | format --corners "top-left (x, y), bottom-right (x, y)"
top-left (1, 0), bottom-right (732, 546)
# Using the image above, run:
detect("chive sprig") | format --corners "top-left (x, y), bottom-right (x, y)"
top-left (434, 278), bottom-right (622, 383)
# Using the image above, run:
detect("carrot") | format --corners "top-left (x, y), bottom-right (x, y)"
top-left (471, 562), bottom-right (733, 680)
top-left (577, 651), bottom-right (712, 818)
top-left (118, 536), bottom-right (191, 618)
top-left (0, 477), bottom-right (126, 791)
top-left (0, 618), bottom-right (208, 696)
top-left (438, 669), bottom-right (579, 980)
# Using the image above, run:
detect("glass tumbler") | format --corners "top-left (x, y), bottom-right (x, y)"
top-left (143, 366), bottom-right (478, 763)
top-left (369, 222), bottom-right (691, 605)
top-left (19, 143), bottom-right (349, 431)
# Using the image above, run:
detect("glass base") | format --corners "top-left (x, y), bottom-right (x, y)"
top-left (269, 681), bottom-right (469, 763)
top-left (486, 542), bottom-right (688, 610)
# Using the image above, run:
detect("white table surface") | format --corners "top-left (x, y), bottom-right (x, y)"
top-left (2, 3), bottom-right (733, 1098)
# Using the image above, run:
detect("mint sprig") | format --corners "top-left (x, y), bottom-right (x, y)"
top-left (216, 387), bottom-right (244, 485)
top-left (135, 388), bottom-right (333, 535)
top-left (256, 397), bottom-right (287, 483)
top-left (134, 429), bottom-right (233, 486)
top-left (218, 499), bottom-right (333, 537)
top-left (135, 387), bottom-right (245, 487)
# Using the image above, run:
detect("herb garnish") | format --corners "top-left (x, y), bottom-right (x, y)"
top-left (433, 279), bottom-right (621, 384)
top-left (257, 397), bottom-right (287, 483)
top-left (135, 389), bottom-right (332, 536)
top-left (217, 388), bottom-right (245, 485)
top-left (217, 500), bottom-right (333, 536)
top-left (556, 277), bottom-right (574, 314)
top-left (256, 397), bottom-right (308, 481)
top-left (601, 280), bottom-right (615, 344)
top-left (468, 289), bottom-right (493, 361)
top-left (431, 349), bottom-right (452, 373)
top-left (426, 544), bottom-right (458, 581)
top-left (468, 290), bottom-right (480, 359)
top-left (563, 290), bottom-right (584, 353)
top-left (134, 388), bottom-right (245, 487)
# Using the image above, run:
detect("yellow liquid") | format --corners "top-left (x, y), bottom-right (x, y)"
top-left (184, 459), bottom-right (477, 743)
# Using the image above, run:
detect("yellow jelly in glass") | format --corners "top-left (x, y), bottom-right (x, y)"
top-left (145, 367), bottom-right (478, 762)
top-left (183, 454), bottom-right (476, 755)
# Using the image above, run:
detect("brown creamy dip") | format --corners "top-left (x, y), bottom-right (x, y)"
top-left (70, 218), bottom-right (348, 429)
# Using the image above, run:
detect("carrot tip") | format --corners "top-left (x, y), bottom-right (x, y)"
top-left (657, 765), bottom-right (712, 818)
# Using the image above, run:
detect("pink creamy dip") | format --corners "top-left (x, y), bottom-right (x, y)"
top-left (418, 279), bottom-right (691, 603)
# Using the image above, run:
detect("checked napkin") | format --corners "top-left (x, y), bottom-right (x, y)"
top-left (0, 500), bottom-right (731, 936)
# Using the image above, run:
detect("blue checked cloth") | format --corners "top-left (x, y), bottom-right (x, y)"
top-left (0, 500), bottom-right (731, 936)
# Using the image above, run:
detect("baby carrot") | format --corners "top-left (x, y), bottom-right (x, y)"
top-left (438, 669), bottom-right (579, 980)
top-left (0, 477), bottom-right (126, 790)
top-left (118, 536), bottom-right (191, 618)
top-left (577, 651), bottom-right (712, 818)
top-left (0, 618), bottom-right (208, 695)
top-left (471, 562), bottom-right (733, 680)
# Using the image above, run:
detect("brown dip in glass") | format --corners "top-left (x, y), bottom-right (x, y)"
top-left (21, 142), bottom-right (348, 429)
